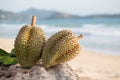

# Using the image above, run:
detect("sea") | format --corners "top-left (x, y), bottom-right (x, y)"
top-left (0, 18), bottom-right (120, 55)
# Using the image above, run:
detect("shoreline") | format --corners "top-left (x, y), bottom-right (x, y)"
top-left (0, 38), bottom-right (120, 80)
top-left (83, 47), bottom-right (120, 56)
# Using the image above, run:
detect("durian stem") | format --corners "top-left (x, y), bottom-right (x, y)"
top-left (77, 34), bottom-right (83, 40)
top-left (31, 16), bottom-right (36, 26)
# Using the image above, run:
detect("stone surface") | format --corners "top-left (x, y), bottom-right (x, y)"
top-left (0, 63), bottom-right (79, 80)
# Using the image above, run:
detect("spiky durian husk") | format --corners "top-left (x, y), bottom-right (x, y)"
top-left (42, 30), bottom-right (81, 68)
top-left (15, 25), bottom-right (45, 68)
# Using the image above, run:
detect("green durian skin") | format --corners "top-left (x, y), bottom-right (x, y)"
top-left (15, 25), bottom-right (45, 68)
top-left (42, 30), bottom-right (81, 68)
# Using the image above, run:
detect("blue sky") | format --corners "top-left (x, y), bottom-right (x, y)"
top-left (0, 0), bottom-right (120, 16)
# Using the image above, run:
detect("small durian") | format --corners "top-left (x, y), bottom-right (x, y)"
top-left (42, 30), bottom-right (83, 68)
top-left (14, 16), bottom-right (45, 68)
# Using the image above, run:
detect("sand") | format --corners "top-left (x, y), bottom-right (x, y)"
top-left (0, 38), bottom-right (120, 80)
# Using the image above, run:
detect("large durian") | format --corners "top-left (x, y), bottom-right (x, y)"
top-left (42, 30), bottom-right (83, 68)
top-left (14, 16), bottom-right (45, 68)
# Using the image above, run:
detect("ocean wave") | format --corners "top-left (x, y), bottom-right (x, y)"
top-left (0, 24), bottom-right (120, 37)
top-left (39, 24), bottom-right (120, 37)
top-left (82, 24), bottom-right (120, 37)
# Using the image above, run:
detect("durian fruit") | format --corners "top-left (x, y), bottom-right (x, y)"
top-left (14, 16), bottom-right (45, 68)
top-left (42, 30), bottom-right (83, 68)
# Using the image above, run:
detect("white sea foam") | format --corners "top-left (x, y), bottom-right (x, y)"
top-left (1, 24), bottom-right (120, 37)
top-left (38, 24), bottom-right (120, 37)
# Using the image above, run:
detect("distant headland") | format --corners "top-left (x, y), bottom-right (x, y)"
top-left (0, 8), bottom-right (120, 21)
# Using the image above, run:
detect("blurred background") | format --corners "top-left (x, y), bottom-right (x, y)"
top-left (0, 0), bottom-right (120, 55)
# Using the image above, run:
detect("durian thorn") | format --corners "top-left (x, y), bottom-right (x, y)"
top-left (31, 16), bottom-right (36, 27)
top-left (77, 34), bottom-right (83, 40)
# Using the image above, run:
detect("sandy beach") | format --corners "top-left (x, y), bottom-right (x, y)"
top-left (0, 38), bottom-right (120, 80)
